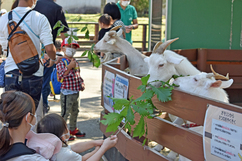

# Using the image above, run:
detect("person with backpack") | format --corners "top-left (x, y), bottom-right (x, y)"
top-left (56, 38), bottom-right (85, 141)
top-left (0, 0), bottom-right (56, 109)
top-left (0, 91), bottom-right (49, 161)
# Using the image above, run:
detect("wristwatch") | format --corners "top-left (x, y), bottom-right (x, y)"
top-left (50, 57), bottom-right (57, 62)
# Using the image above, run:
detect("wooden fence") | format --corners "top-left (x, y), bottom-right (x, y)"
top-left (100, 49), bottom-right (242, 161)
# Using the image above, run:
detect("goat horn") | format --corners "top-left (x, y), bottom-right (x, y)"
top-left (153, 37), bottom-right (179, 54)
top-left (210, 64), bottom-right (229, 80)
top-left (110, 25), bottom-right (122, 31)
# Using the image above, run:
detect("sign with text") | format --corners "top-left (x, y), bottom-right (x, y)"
top-left (203, 105), bottom-right (242, 161)
top-left (103, 70), bottom-right (115, 112)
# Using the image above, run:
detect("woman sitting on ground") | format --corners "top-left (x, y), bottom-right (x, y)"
top-left (37, 113), bottom-right (118, 161)
top-left (0, 91), bottom-right (48, 161)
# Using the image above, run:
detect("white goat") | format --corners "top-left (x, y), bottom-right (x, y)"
top-left (165, 69), bottom-right (233, 161)
top-left (144, 41), bottom-right (200, 85)
top-left (94, 27), bottom-right (200, 79)
top-left (94, 28), bottom-right (149, 75)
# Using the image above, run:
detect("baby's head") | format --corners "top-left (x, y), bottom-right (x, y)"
top-left (98, 14), bottom-right (112, 29)
top-left (37, 113), bottom-right (70, 145)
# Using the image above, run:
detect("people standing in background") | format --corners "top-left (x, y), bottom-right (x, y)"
top-left (34, 0), bottom-right (69, 114)
top-left (0, 0), bottom-right (56, 109)
top-left (98, 14), bottom-right (112, 63)
top-left (103, 2), bottom-right (126, 39)
top-left (117, 0), bottom-right (138, 44)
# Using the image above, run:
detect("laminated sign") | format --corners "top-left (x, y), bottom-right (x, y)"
top-left (103, 70), bottom-right (115, 112)
top-left (203, 104), bottom-right (242, 161)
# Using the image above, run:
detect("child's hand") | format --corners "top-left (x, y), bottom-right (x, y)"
top-left (69, 59), bottom-right (76, 69)
top-left (94, 140), bottom-right (104, 147)
top-left (102, 135), bottom-right (118, 150)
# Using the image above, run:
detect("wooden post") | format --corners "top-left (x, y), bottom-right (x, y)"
top-left (142, 24), bottom-right (147, 51)
top-left (197, 48), bottom-right (207, 72)
top-left (101, 0), bottom-right (106, 14)
top-left (94, 24), bottom-right (99, 43)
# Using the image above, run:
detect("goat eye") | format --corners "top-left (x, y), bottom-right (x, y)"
top-left (159, 64), bottom-right (164, 67)
top-left (194, 78), bottom-right (198, 82)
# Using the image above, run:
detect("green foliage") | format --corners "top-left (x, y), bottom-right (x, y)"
top-left (130, 0), bottom-right (149, 17)
top-left (101, 74), bottom-right (175, 145)
top-left (53, 20), bottom-right (101, 68)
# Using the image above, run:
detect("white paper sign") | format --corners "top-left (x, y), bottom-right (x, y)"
top-left (103, 70), bottom-right (115, 112)
top-left (203, 105), bottom-right (242, 161)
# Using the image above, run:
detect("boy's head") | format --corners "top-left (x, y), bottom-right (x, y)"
top-left (98, 14), bottom-right (112, 29)
top-left (61, 38), bottom-right (80, 58)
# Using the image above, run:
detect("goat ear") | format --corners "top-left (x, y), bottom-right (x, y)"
top-left (210, 80), bottom-right (222, 88)
top-left (220, 79), bottom-right (233, 89)
top-left (117, 29), bottom-right (123, 37)
top-left (154, 38), bottom-right (179, 54)
top-left (107, 39), bottom-right (116, 45)
top-left (166, 55), bottom-right (183, 64)
top-left (144, 57), bottom-right (150, 63)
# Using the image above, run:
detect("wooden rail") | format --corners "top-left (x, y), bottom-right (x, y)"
top-left (100, 53), bottom-right (242, 161)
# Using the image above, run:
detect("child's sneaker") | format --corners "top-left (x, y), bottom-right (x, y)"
top-left (70, 128), bottom-right (86, 138)
top-left (68, 135), bottom-right (76, 141)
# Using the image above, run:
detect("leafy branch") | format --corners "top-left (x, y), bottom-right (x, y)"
top-left (53, 19), bottom-right (100, 68)
top-left (101, 75), bottom-right (175, 145)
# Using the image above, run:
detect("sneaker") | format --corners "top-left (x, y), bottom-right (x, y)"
top-left (68, 135), bottom-right (76, 141)
top-left (70, 128), bottom-right (86, 138)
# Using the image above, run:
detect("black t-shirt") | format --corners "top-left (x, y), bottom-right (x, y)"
top-left (34, 0), bottom-right (69, 44)
top-left (98, 27), bottom-right (112, 41)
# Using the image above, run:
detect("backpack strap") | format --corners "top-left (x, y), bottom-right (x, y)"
top-left (0, 143), bottom-right (36, 161)
top-left (7, 10), bottom-right (32, 57)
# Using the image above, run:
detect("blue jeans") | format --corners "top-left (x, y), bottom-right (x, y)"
top-left (5, 70), bottom-right (43, 109)
top-left (42, 65), bottom-right (54, 108)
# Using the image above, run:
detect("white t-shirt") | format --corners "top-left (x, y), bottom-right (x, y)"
top-left (8, 153), bottom-right (49, 161)
top-left (0, 7), bottom-right (53, 77)
top-left (56, 145), bottom-right (82, 161)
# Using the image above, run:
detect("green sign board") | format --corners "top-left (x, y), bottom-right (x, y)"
top-left (167, 0), bottom-right (242, 50)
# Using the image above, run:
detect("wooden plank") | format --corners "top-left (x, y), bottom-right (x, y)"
top-left (173, 49), bottom-right (198, 61)
top-left (204, 49), bottom-right (242, 61)
top-left (129, 77), bottom-right (242, 125)
top-left (100, 114), bottom-right (170, 161)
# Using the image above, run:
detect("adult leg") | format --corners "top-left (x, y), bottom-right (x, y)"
top-left (42, 65), bottom-right (54, 113)
top-left (5, 71), bottom-right (20, 91)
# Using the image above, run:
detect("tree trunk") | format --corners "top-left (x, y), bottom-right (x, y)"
top-left (101, 0), bottom-right (106, 14)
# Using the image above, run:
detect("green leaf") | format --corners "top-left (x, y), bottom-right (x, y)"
top-left (142, 138), bottom-right (147, 146)
top-left (120, 105), bottom-right (129, 116)
top-left (81, 50), bottom-right (88, 57)
top-left (133, 116), bottom-right (145, 138)
top-left (93, 54), bottom-right (101, 68)
top-left (106, 117), bottom-right (123, 133)
top-left (77, 16), bottom-right (82, 22)
top-left (73, 35), bottom-right (79, 40)
top-left (67, 37), bottom-right (72, 44)
top-left (64, 33), bottom-right (69, 37)
top-left (137, 85), bottom-right (146, 92)
top-left (53, 20), bottom-right (62, 29)
top-left (85, 30), bottom-right (90, 39)
top-left (126, 106), bottom-right (135, 125)
top-left (111, 98), bottom-right (130, 110)
top-left (149, 84), bottom-right (173, 102)
top-left (101, 113), bottom-right (123, 125)
top-left (65, 10), bottom-right (68, 13)
top-left (88, 51), bottom-right (93, 61)
top-left (136, 90), bottom-right (154, 101)
top-left (73, 29), bottom-right (80, 32)
top-left (132, 101), bottom-right (153, 116)
top-left (91, 43), bottom-right (95, 52)
top-left (141, 74), bottom-right (150, 85)
top-left (57, 26), bottom-right (64, 36)
top-left (125, 122), bottom-right (132, 133)
top-left (81, 26), bottom-right (87, 32)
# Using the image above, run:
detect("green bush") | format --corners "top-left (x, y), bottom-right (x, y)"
top-left (130, 0), bottom-right (149, 17)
